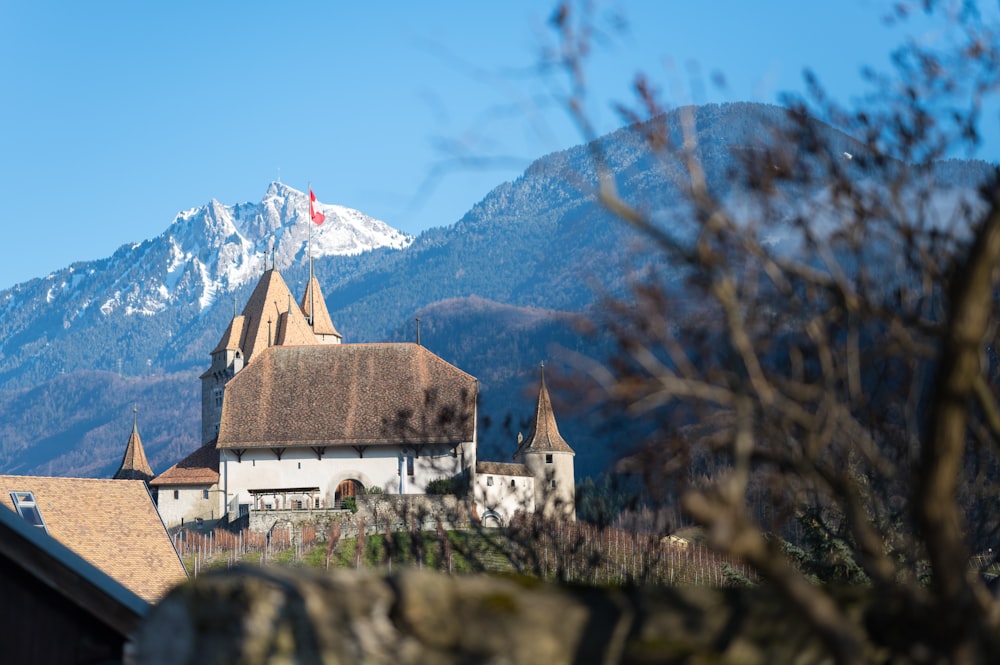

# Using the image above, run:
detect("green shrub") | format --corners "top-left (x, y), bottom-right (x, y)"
top-left (426, 478), bottom-right (456, 495)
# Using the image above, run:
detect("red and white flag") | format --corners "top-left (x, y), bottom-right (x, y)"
top-left (309, 188), bottom-right (325, 226)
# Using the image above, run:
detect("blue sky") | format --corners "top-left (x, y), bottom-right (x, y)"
top-left (0, 1), bottom-right (994, 291)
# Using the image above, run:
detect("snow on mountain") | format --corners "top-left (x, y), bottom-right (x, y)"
top-left (27, 183), bottom-right (412, 321)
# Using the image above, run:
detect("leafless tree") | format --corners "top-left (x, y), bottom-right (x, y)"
top-left (546, 1), bottom-right (1000, 663)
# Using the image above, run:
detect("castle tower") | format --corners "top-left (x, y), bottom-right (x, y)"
top-left (514, 365), bottom-right (576, 521)
top-left (200, 266), bottom-right (317, 443)
top-left (113, 406), bottom-right (154, 484)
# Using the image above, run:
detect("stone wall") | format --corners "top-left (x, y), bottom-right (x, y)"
top-left (133, 567), bottom-right (840, 665)
top-left (246, 494), bottom-right (475, 538)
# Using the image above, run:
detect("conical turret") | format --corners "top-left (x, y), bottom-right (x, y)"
top-left (114, 407), bottom-right (154, 484)
top-left (514, 364), bottom-right (576, 520)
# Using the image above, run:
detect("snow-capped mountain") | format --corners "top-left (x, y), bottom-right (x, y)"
top-left (59, 182), bottom-right (411, 317)
top-left (0, 182), bottom-right (411, 387)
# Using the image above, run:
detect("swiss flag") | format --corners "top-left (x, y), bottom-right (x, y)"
top-left (309, 188), bottom-right (326, 226)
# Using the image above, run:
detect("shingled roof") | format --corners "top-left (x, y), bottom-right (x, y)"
top-left (113, 410), bottom-right (154, 483)
top-left (214, 269), bottom-right (317, 365)
top-left (150, 441), bottom-right (220, 487)
top-left (516, 369), bottom-right (575, 456)
top-left (210, 314), bottom-right (246, 355)
top-left (476, 461), bottom-right (533, 477)
top-left (217, 343), bottom-right (477, 449)
top-left (0, 476), bottom-right (187, 602)
top-left (301, 274), bottom-right (341, 338)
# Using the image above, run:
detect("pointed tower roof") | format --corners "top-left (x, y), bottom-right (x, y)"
top-left (114, 407), bottom-right (154, 483)
top-left (229, 268), bottom-right (316, 364)
top-left (300, 274), bottom-right (342, 338)
top-left (210, 314), bottom-right (246, 355)
top-left (516, 365), bottom-right (575, 457)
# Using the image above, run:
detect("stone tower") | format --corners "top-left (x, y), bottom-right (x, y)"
top-left (514, 365), bottom-right (576, 521)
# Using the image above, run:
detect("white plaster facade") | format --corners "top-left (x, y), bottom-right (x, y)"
top-left (154, 484), bottom-right (224, 529)
top-left (473, 464), bottom-right (535, 527)
top-left (516, 449), bottom-right (576, 521)
top-left (220, 442), bottom-right (475, 516)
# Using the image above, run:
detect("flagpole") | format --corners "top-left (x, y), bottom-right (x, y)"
top-left (307, 182), bottom-right (314, 326)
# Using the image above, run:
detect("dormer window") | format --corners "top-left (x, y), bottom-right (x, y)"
top-left (10, 491), bottom-right (47, 533)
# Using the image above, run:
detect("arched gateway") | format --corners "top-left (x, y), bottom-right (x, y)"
top-left (335, 479), bottom-right (364, 507)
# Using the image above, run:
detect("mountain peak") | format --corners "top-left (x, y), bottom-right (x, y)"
top-left (264, 180), bottom-right (300, 200)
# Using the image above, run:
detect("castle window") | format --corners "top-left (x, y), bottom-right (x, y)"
top-left (173, 490), bottom-right (179, 500)
top-left (487, 476), bottom-right (494, 486)
top-left (545, 454), bottom-right (553, 464)
top-left (203, 489), bottom-right (209, 500)
top-left (550, 479), bottom-right (556, 488)
top-left (407, 455), bottom-right (414, 477)
top-left (10, 492), bottom-right (47, 533)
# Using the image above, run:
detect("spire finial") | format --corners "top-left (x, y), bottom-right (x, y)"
top-left (133, 404), bottom-right (138, 430)
top-left (416, 317), bottom-right (421, 346)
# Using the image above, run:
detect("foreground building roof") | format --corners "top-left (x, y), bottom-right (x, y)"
top-left (217, 343), bottom-right (478, 449)
top-left (0, 503), bottom-right (148, 661)
top-left (0, 476), bottom-right (187, 602)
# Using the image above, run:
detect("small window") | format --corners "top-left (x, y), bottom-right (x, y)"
top-left (173, 490), bottom-right (179, 500)
top-left (545, 454), bottom-right (553, 464)
top-left (487, 476), bottom-right (494, 487)
top-left (550, 479), bottom-right (556, 488)
top-left (407, 455), bottom-right (415, 477)
top-left (203, 489), bottom-right (209, 500)
top-left (510, 479), bottom-right (516, 488)
top-left (10, 492), bottom-right (47, 532)
top-left (298, 462), bottom-right (301, 469)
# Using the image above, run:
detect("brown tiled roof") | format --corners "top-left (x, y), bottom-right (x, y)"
top-left (476, 461), bottom-right (533, 477)
top-left (301, 275), bottom-right (341, 338)
top-left (217, 343), bottom-right (477, 448)
top-left (275, 304), bottom-right (317, 346)
top-left (516, 370), bottom-right (575, 456)
top-left (113, 416), bottom-right (154, 483)
top-left (233, 269), bottom-right (317, 364)
top-left (0, 476), bottom-right (187, 602)
top-left (150, 441), bottom-right (220, 487)
top-left (210, 314), bottom-right (246, 354)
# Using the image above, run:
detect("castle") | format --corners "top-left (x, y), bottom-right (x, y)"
top-left (147, 256), bottom-right (575, 529)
